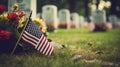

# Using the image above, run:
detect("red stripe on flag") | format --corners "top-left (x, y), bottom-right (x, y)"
top-left (48, 47), bottom-right (53, 56)
top-left (37, 35), bottom-right (46, 50)
top-left (40, 39), bottom-right (48, 52)
top-left (45, 45), bottom-right (53, 55)
top-left (42, 42), bottom-right (49, 54)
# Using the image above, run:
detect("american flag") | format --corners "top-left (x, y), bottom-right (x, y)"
top-left (22, 19), bottom-right (54, 56)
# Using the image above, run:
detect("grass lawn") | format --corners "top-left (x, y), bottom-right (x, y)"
top-left (0, 28), bottom-right (120, 67)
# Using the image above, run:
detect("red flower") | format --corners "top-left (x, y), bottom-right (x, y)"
top-left (39, 27), bottom-right (42, 32)
top-left (0, 4), bottom-right (6, 14)
top-left (7, 12), bottom-right (18, 21)
top-left (0, 30), bottom-right (10, 40)
top-left (18, 11), bottom-right (25, 17)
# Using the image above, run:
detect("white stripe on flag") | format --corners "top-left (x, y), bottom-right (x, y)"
top-left (22, 37), bottom-right (36, 46)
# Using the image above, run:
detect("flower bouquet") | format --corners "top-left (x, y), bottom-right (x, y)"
top-left (0, 3), bottom-right (29, 54)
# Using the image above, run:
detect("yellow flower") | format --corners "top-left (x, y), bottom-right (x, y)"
top-left (18, 16), bottom-right (25, 28)
top-left (33, 18), bottom-right (47, 33)
top-left (11, 3), bottom-right (19, 11)
top-left (0, 14), bottom-right (2, 19)
top-left (0, 13), bottom-right (8, 20)
top-left (42, 26), bottom-right (47, 33)
top-left (33, 18), bottom-right (44, 26)
top-left (2, 13), bottom-right (8, 20)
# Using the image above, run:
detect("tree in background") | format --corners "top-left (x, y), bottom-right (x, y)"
top-left (84, 0), bottom-right (91, 21)
top-left (109, 0), bottom-right (120, 17)
top-left (68, 0), bottom-right (76, 13)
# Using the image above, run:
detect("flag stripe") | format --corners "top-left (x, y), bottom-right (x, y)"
top-left (48, 46), bottom-right (53, 55)
top-left (23, 32), bottom-right (38, 44)
top-left (49, 47), bottom-right (54, 55)
top-left (45, 45), bottom-right (52, 55)
top-left (40, 39), bottom-right (48, 52)
top-left (24, 31), bottom-right (39, 41)
top-left (22, 36), bottom-right (36, 46)
top-left (42, 42), bottom-right (49, 54)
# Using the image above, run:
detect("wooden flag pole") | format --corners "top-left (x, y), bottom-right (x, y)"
top-left (11, 11), bottom-right (32, 55)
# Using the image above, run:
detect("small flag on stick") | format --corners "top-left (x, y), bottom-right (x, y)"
top-left (11, 11), bottom-right (54, 56)
top-left (22, 19), bottom-right (54, 56)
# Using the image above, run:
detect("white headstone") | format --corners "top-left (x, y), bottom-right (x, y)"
top-left (42, 5), bottom-right (58, 29)
top-left (79, 16), bottom-right (85, 27)
top-left (108, 15), bottom-right (118, 27)
top-left (8, 0), bottom-right (37, 18)
top-left (58, 9), bottom-right (70, 28)
top-left (92, 10), bottom-right (106, 23)
top-left (71, 13), bottom-right (80, 28)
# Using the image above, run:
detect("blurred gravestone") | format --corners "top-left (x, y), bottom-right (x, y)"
top-left (92, 10), bottom-right (106, 23)
top-left (58, 9), bottom-right (70, 29)
top-left (71, 13), bottom-right (80, 28)
top-left (79, 16), bottom-right (85, 27)
top-left (42, 5), bottom-right (58, 32)
top-left (92, 10), bottom-right (107, 31)
top-left (8, 0), bottom-right (37, 18)
top-left (108, 15), bottom-right (118, 28)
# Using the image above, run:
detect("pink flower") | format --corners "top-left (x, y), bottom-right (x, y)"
top-left (0, 4), bottom-right (6, 14)
top-left (39, 27), bottom-right (42, 32)
top-left (0, 30), bottom-right (10, 40)
top-left (18, 11), bottom-right (25, 17)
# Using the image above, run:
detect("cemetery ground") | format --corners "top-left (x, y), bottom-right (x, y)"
top-left (0, 28), bottom-right (120, 67)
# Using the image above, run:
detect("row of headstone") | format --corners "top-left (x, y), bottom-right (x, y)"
top-left (8, 1), bottom-right (85, 32)
top-left (8, 0), bottom-right (119, 32)
top-left (41, 5), bottom-right (85, 31)
top-left (92, 10), bottom-right (119, 28)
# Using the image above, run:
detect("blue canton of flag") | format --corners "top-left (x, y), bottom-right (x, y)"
top-left (22, 19), bottom-right (54, 56)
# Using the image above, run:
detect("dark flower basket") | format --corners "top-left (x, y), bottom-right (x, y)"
top-left (0, 36), bottom-right (15, 54)
top-left (0, 26), bottom-right (23, 54)
top-left (0, 28), bottom-right (16, 54)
